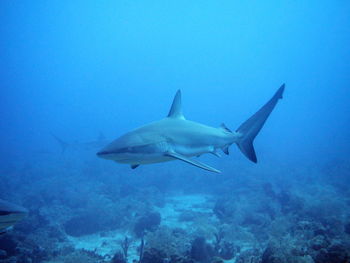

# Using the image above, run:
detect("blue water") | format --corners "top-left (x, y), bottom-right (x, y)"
top-left (1, 1), bottom-right (350, 262)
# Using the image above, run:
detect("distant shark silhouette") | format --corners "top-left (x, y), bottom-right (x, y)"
top-left (52, 132), bottom-right (108, 153)
top-left (0, 199), bottom-right (27, 233)
top-left (97, 85), bottom-right (285, 173)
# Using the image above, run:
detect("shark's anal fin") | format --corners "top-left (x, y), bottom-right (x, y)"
top-left (222, 146), bottom-right (229, 155)
top-left (131, 164), bottom-right (139, 169)
top-left (165, 152), bottom-right (221, 173)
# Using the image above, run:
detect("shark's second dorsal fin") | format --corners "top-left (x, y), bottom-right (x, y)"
top-left (167, 90), bottom-right (185, 119)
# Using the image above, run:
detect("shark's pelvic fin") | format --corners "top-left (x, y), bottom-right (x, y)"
top-left (165, 151), bottom-right (221, 173)
top-left (131, 164), bottom-right (139, 169)
top-left (167, 90), bottom-right (185, 120)
top-left (236, 84), bottom-right (285, 163)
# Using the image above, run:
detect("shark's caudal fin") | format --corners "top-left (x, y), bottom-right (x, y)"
top-left (236, 84), bottom-right (285, 163)
top-left (51, 133), bottom-right (69, 154)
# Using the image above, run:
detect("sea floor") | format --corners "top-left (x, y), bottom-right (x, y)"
top-left (1, 159), bottom-right (350, 263)
top-left (68, 194), bottom-right (218, 262)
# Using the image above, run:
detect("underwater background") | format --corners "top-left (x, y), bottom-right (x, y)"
top-left (1, 1), bottom-right (350, 262)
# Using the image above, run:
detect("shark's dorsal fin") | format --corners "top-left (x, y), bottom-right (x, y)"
top-left (167, 90), bottom-right (185, 119)
top-left (165, 151), bottom-right (221, 173)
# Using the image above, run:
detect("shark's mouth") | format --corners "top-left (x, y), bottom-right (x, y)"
top-left (96, 150), bottom-right (124, 156)
top-left (96, 151), bottom-right (109, 156)
top-left (96, 151), bottom-right (133, 162)
top-left (97, 147), bottom-right (131, 156)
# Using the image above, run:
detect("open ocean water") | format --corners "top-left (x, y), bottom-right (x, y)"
top-left (1, 1), bottom-right (350, 263)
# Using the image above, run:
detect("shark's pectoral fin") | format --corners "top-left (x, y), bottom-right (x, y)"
top-left (165, 152), bottom-right (221, 173)
top-left (131, 164), bottom-right (139, 169)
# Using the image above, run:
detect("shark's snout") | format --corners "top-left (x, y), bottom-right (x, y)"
top-left (96, 151), bottom-right (110, 158)
top-left (97, 150), bottom-right (121, 160)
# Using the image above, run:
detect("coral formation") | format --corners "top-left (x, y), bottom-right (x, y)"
top-left (1, 154), bottom-right (350, 263)
top-left (134, 211), bottom-right (161, 237)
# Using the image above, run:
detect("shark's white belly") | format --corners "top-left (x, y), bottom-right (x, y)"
top-left (172, 144), bottom-right (215, 156)
top-left (116, 140), bottom-right (224, 165)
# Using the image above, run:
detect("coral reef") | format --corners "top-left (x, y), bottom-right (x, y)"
top-left (64, 212), bottom-right (109, 237)
top-left (144, 226), bottom-right (191, 258)
top-left (190, 237), bottom-right (214, 263)
top-left (134, 211), bottom-right (161, 237)
top-left (314, 243), bottom-right (349, 263)
top-left (1, 154), bottom-right (350, 263)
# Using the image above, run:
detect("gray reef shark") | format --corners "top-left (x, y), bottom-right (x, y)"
top-left (97, 85), bottom-right (285, 173)
top-left (0, 199), bottom-right (27, 233)
top-left (52, 132), bottom-right (108, 153)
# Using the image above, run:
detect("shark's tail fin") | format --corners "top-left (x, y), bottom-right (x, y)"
top-left (51, 133), bottom-right (69, 154)
top-left (236, 84), bottom-right (285, 163)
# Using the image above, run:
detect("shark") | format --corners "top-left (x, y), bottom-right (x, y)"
top-left (0, 199), bottom-right (27, 233)
top-left (97, 84), bottom-right (285, 173)
top-left (52, 132), bottom-right (109, 153)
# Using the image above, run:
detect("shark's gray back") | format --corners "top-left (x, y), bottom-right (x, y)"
top-left (132, 118), bottom-right (235, 147)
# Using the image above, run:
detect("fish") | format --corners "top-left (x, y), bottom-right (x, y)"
top-left (52, 132), bottom-right (109, 153)
top-left (97, 84), bottom-right (285, 173)
top-left (0, 199), bottom-right (27, 233)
